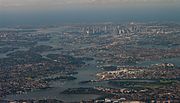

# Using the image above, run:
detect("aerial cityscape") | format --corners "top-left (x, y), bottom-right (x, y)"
top-left (0, 0), bottom-right (180, 103)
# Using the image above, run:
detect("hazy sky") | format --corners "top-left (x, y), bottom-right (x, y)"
top-left (0, 0), bottom-right (179, 10)
top-left (0, 0), bottom-right (180, 25)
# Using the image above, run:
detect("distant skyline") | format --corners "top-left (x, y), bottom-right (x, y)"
top-left (0, 0), bottom-right (180, 26)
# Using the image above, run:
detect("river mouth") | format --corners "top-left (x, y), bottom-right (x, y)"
top-left (3, 60), bottom-right (102, 102)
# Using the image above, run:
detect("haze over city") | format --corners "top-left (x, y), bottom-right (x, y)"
top-left (0, 0), bottom-right (180, 25)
